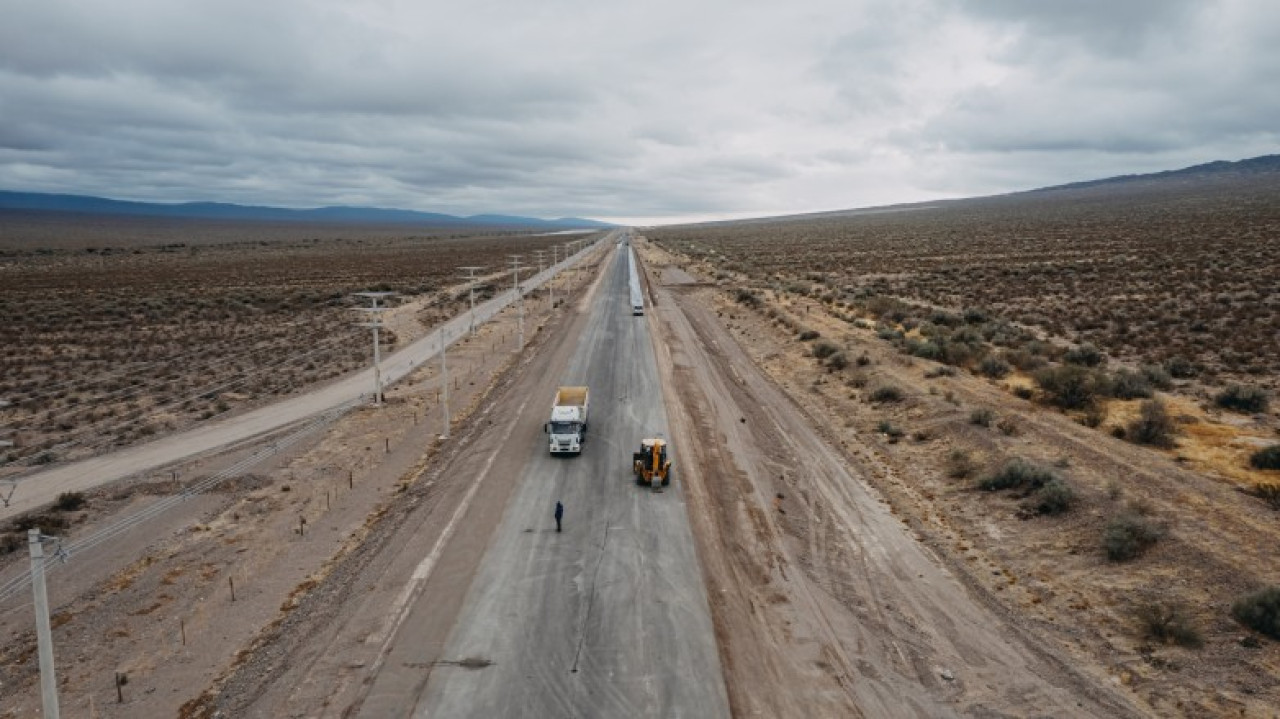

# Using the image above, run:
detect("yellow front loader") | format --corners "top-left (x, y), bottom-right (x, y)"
top-left (632, 438), bottom-right (672, 488)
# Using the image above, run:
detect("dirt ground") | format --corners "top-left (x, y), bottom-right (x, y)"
top-left (638, 237), bottom-right (1280, 718)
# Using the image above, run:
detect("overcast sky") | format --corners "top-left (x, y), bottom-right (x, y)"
top-left (1, 0), bottom-right (1277, 224)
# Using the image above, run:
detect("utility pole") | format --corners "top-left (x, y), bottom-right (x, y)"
top-left (29, 529), bottom-right (61, 719)
top-left (508, 255), bottom-right (525, 351)
top-left (532, 250), bottom-right (547, 310)
top-left (354, 292), bottom-right (394, 406)
top-left (548, 245), bottom-right (557, 308)
top-left (563, 243), bottom-right (574, 292)
top-left (459, 266), bottom-right (483, 337)
top-left (439, 328), bottom-right (450, 439)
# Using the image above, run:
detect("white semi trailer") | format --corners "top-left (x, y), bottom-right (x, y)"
top-left (628, 247), bottom-right (644, 316)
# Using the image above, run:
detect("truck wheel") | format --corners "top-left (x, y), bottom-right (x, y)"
top-left (662, 469), bottom-right (672, 487)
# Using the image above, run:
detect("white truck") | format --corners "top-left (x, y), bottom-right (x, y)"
top-left (628, 247), bottom-right (644, 316)
top-left (545, 386), bottom-right (589, 454)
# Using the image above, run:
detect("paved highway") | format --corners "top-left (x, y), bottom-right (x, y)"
top-left (0, 237), bottom-right (608, 521)
top-left (363, 242), bottom-right (729, 717)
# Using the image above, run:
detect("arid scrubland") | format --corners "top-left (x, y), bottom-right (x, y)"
top-left (0, 215), bottom-right (582, 468)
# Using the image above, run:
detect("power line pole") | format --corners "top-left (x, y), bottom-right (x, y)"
top-left (439, 328), bottom-right (450, 439)
top-left (508, 255), bottom-right (525, 351)
top-left (354, 292), bottom-right (395, 406)
top-left (29, 529), bottom-right (61, 719)
top-left (532, 250), bottom-right (547, 310)
top-left (548, 245), bottom-right (557, 309)
top-left (563, 243), bottom-right (574, 292)
top-left (458, 266), bottom-right (483, 337)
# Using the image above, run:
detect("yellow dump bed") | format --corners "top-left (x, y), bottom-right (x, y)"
top-left (555, 386), bottom-right (589, 407)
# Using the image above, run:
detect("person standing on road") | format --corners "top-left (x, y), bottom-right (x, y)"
top-left (554, 501), bottom-right (564, 532)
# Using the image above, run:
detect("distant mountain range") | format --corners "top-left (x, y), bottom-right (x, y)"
top-left (0, 191), bottom-right (613, 229)
top-left (1026, 154), bottom-right (1280, 193)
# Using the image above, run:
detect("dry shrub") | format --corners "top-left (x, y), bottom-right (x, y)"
top-left (1216, 384), bottom-right (1270, 413)
top-left (946, 449), bottom-right (977, 479)
top-left (1034, 365), bottom-right (1103, 409)
top-left (1104, 512), bottom-right (1164, 561)
top-left (1135, 602), bottom-right (1203, 648)
top-left (1232, 587), bottom-right (1280, 640)
top-left (1127, 399), bottom-right (1177, 448)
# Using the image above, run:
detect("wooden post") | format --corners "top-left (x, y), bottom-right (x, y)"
top-left (299, 516), bottom-right (306, 537)
top-left (229, 577), bottom-right (236, 602)
top-left (348, 470), bottom-right (353, 489)
top-left (385, 438), bottom-right (390, 453)
top-left (115, 673), bottom-right (124, 703)
top-left (326, 491), bottom-right (330, 511)
top-left (181, 619), bottom-right (186, 646)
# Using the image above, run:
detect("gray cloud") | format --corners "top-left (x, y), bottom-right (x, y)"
top-left (0, 0), bottom-right (1276, 223)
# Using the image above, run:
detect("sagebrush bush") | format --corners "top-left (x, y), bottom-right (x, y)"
top-left (869, 385), bottom-right (904, 403)
top-left (826, 351), bottom-right (849, 370)
top-left (1064, 343), bottom-right (1105, 367)
top-left (979, 458), bottom-right (1057, 492)
top-left (798, 329), bottom-right (821, 341)
top-left (877, 420), bottom-right (904, 439)
top-left (1140, 364), bottom-right (1174, 391)
top-left (1251, 445), bottom-right (1280, 470)
top-left (1136, 602), bottom-right (1203, 648)
top-left (1104, 512), bottom-right (1164, 561)
top-left (946, 449), bottom-right (977, 479)
top-left (55, 492), bottom-right (86, 512)
top-left (1106, 369), bottom-right (1153, 400)
top-left (1034, 365), bottom-right (1102, 409)
top-left (1164, 355), bottom-right (1197, 378)
top-left (811, 339), bottom-right (839, 358)
top-left (1216, 384), bottom-right (1270, 414)
top-left (1031, 478), bottom-right (1075, 515)
top-left (978, 355), bottom-right (1012, 379)
top-left (1232, 586), bottom-right (1280, 640)
top-left (1006, 349), bottom-right (1047, 372)
top-left (970, 407), bottom-right (995, 427)
top-left (1127, 400), bottom-right (1177, 448)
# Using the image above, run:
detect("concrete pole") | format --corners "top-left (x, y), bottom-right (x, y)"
top-left (509, 256), bottom-right (525, 351)
top-left (29, 529), bottom-right (60, 719)
top-left (549, 245), bottom-right (557, 309)
top-left (459, 266), bottom-right (483, 337)
top-left (354, 292), bottom-right (394, 407)
top-left (440, 329), bottom-right (450, 439)
top-left (372, 322), bottom-right (383, 405)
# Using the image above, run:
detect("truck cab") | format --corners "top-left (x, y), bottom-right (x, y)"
top-left (547, 407), bottom-right (585, 453)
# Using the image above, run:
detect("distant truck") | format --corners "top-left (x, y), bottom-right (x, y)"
top-left (546, 386), bottom-right (589, 454)
top-left (628, 248), bottom-right (644, 316)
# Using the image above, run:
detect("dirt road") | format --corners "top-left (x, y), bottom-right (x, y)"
top-left (645, 254), bottom-right (1144, 717)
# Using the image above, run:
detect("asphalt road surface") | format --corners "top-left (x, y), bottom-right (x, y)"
top-left (361, 242), bottom-right (730, 718)
top-left (0, 236), bottom-right (608, 522)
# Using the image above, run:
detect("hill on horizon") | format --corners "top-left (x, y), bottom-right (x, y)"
top-left (669, 153), bottom-right (1280, 228)
top-left (0, 190), bottom-right (612, 230)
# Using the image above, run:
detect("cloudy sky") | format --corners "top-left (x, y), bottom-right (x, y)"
top-left (1, 0), bottom-right (1277, 224)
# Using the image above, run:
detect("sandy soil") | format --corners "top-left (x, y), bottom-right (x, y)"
top-left (638, 238), bottom-right (1280, 718)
